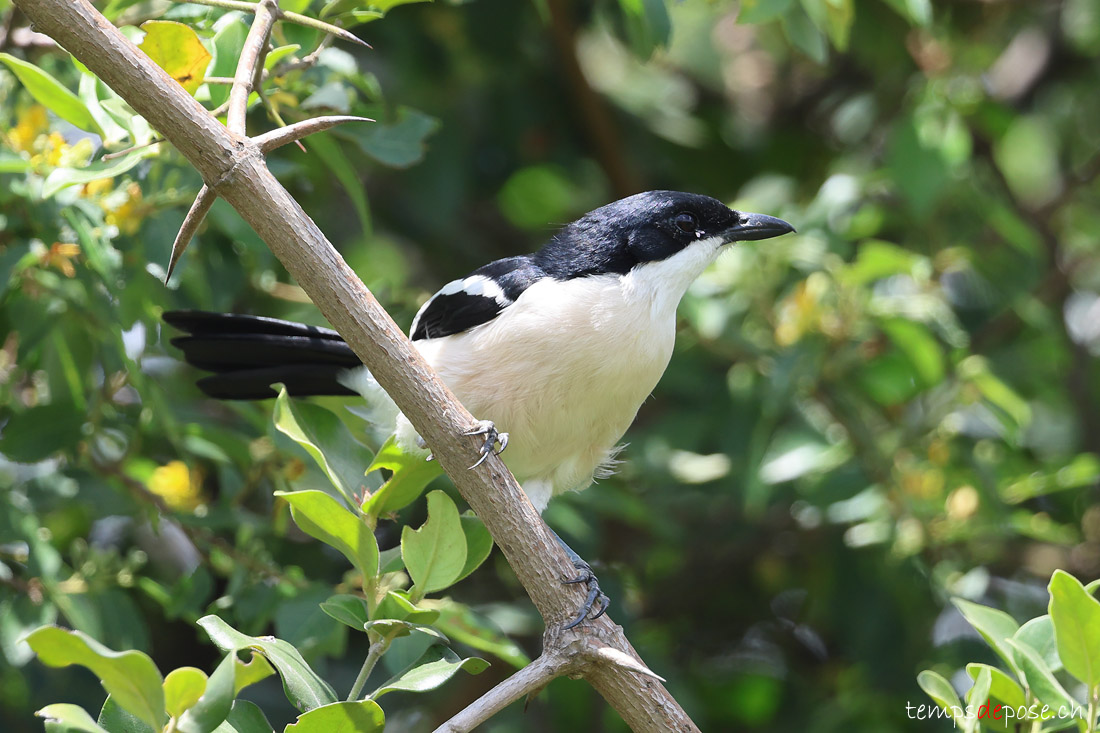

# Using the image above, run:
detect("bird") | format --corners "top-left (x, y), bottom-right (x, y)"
top-left (164, 189), bottom-right (794, 627)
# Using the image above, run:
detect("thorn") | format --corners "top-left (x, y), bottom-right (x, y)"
top-left (591, 647), bottom-right (665, 682)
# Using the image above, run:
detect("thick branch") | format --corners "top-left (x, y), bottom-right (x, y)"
top-left (12, 2), bottom-right (700, 730)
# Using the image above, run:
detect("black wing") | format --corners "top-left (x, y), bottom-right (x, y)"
top-left (411, 256), bottom-right (544, 341)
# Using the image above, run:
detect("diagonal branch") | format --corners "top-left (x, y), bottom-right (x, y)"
top-left (12, 2), bottom-right (701, 730)
top-left (227, 0), bottom-right (277, 134)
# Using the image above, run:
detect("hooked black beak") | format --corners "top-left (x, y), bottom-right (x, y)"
top-left (723, 212), bottom-right (795, 242)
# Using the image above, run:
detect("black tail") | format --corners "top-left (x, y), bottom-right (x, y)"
top-left (164, 310), bottom-right (361, 400)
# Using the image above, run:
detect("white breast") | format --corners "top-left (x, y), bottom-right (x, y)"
top-left (407, 236), bottom-right (728, 511)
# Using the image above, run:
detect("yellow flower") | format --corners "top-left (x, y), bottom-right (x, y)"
top-left (81, 177), bottom-right (115, 197)
top-left (40, 242), bottom-right (81, 277)
top-left (104, 182), bottom-right (146, 235)
top-left (149, 460), bottom-right (204, 511)
top-left (8, 105), bottom-right (48, 153)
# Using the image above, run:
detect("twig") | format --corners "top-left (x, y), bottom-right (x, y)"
top-left (165, 184), bottom-right (215, 282)
top-left (271, 33), bottom-right (333, 77)
top-left (176, 0), bottom-right (369, 48)
top-left (101, 136), bottom-right (164, 161)
top-left (227, 0), bottom-right (277, 133)
top-left (434, 652), bottom-right (569, 733)
top-left (254, 115), bottom-right (371, 152)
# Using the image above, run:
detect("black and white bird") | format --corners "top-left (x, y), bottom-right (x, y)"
top-left (165, 190), bottom-right (794, 625)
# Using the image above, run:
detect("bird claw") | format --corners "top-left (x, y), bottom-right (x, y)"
top-left (465, 420), bottom-right (509, 469)
top-left (562, 559), bottom-right (610, 629)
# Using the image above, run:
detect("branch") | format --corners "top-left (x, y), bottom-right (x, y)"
top-left (13, 2), bottom-right (701, 730)
top-left (435, 651), bottom-right (570, 732)
top-left (226, 0), bottom-right (276, 133)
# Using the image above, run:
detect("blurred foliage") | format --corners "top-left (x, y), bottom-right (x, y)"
top-left (2, 0), bottom-right (1100, 730)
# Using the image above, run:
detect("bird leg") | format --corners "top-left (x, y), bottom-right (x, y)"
top-left (549, 527), bottom-right (610, 629)
top-left (465, 419), bottom-right (509, 469)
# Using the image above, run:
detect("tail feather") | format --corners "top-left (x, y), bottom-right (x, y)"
top-left (165, 310), bottom-right (361, 400)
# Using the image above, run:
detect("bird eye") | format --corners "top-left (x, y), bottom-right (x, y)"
top-left (673, 212), bottom-right (698, 233)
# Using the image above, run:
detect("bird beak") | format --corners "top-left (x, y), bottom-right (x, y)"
top-left (722, 212), bottom-right (795, 242)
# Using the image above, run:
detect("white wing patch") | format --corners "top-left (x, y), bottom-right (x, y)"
top-left (410, 274), bottom-right (513, 337)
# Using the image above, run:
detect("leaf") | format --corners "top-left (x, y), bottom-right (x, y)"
top-left (0, 403), bottom-right (85, 463)
top-left (274, 386), bottom-right (374, 505)
top-left (966, 664), bottom-right (1026, 710)
top-left (319, 595), bottom-right (370, 631)
top-left (738, 0), bottom-right (793, 24)
top-left (212, 700), bottom-right (274, 733)
top-left (264, 44), bottom-right (301, 70)
top-left (207, 17), bottom-right (247, 109)
top-left (138, 21), bottom-right (211, 95)
top-left (401, 491), bottom-right (467, 596)
top-left (1004, 638), bottom-right (1083, 716)
top-left (373, 591), bottom-right (440, 626)
top-left (197, 616), bottom-right (337, 712)
top-left (1002, 454), bottom-right (1100, 504)
top-left (431, 601), bottom-right (530, 668)
top-left (177, 652), bottom-right (239, 733)
top-left (781, 5), bottom-right (827, 64)
top-left (455, 514), bottom-right (493, 584)
top-left (965, 664), bottom-right (991, 724)
top-left (617, 0), bottom-right (671, 58)
top-left (362, 436), bottom-right (442, 518)
top-left (879, 318), bottom-right (944, 387)
top-left (0, 53), bottom-right (101, 133)
top-left (283, 700), bottom-right (384, 733)
top-left (952, 598), bottom-right (1020, 674)
top-left (232, 652), bottom-right (275, 695)
top-left (97, 696), bottom-right (154, 733)
top-left (916, 670), bottom-right (966, 729)
top-left (212, 701), bottom-right (271, 733)
top-left (370, 645), bottom-right (488, 699)
top-left (163, 667), bottom-right (207, 719)
top-left (26, 626), bottom-right (166, 730)
top-left (42, 148), bottom-right (156, 199)
top-left (35, 704), bottom-right (109, 733)
top-left (275, 490), bottom-right (379, 577)
top-left (339, 107), bottom-right (439, 168)
top-left (1048, 570), bottom-right (1100, 692)
top-left (1014, 615), bottom-right (1062, 672)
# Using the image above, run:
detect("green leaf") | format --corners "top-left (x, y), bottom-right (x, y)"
top-left (843, 240), bottom-right (929, 284)
top-left (1004, 638), bottom-right (1083, 716)
top-left (212, 700), bottom-right (274, 733)
top-left (455, 514), bottom-right (493, 584)
top-left (138, 21), bottom-right (211, 95)
top-left (1015, 615), bottom-right (1062, 672)
top-left (177, 653), bottom-right (236, 733)
top-left (401, 491), bottom-right (467, 596)
top-left (164, 667), bottom-right (207, 719)
top-left (42, 148), bottom-right (156, 198)
top-left (263, 44), bottom-right (301, 70)
top-left (617, 0), bottom-right (671, 58)
top-left (916, 670), bottom-right (966, 729)
top-left (1048, 570), bottom-right (1100, 691)
top-left (781, 5), bottom-right (827, 63)
top-left (965, 664), bottom-right (992, 723)
top-left (362, 619), bottom-right (448, 644)
top-left (319, 595), bottom-right (371, 632)
top-left (738, 0), bottom-right (793, 24)
top-left (1002, 454), bottom-right (1100, 504)
top-left (370, 645), bottom-right (488, 699)
top-left (0, 53), bottom-right (101, 134)
top-left (339, 107), bottom-right (439, 168)
top-left (373, 591), bottom-right (440, 626)
top-left (36, 704), bottom-right (109, 733)
top-left (78, 73), bottom-right (127, 145)
top-left (197, 616), bottom-right (337, 712)
top-left (283, 700), bottom-right (384, 733)
top-left (306, 133), bottom-right (372, 236)
top-left (880, 318), bottom-right (944, 387)
top-left (966, 664), bottom-right (1026, 710)
top-left (0, 403), bottom-right (85, 463)
top-left (275, 490), bottom-right (379, 577)
top-left (274, 386), bottom-right (374, 505)
top-left (207, 17), bottom-right (247, 109)
top-left (431, 601), bottom-right (530, 668)
top-left (26, 626), bottom-right (166, 729)
top-left (952, 598), bottom-right (1020, 674)
top-left (97, 696), bottom-right (154, 733)
top-left (362, 436), bottom-right (442, 518)
top-left (232, 652), bottom-right (275, 695)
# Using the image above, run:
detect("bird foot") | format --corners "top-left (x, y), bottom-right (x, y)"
top-left (465, 419), bottom-right (509, 469)
top-left (562, 558), bottom-right (610, 629)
